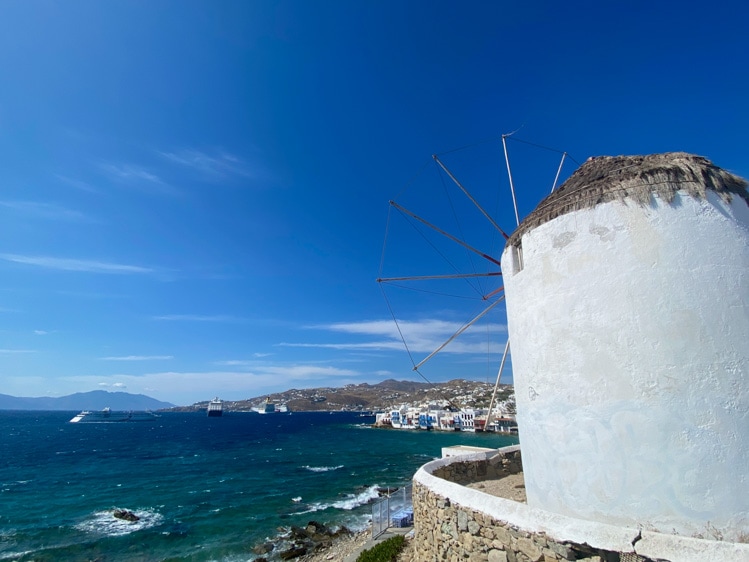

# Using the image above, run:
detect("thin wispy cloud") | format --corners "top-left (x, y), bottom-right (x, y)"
top-left (55, 175), bottom-right (99, 193)
top-left (215, 353), bottom-right (273, 366)
top-left (64, 364), bottom-right (360, 403)
top-left (0, 254), bottom-right (154, 274)
top-left (215, 360), bottom-right (255, 366)
top-left (0, 349), bottom-right (36, 354)
top-left (153, 314), bottom-right (243, 322)
top-left (262, 365), bottom-right (357, 378)
top-left (99, 382), bottom-right (127, 388)
top-left (99, 163), bottom-right (178, 195)
top-left (56, 290), bottom-right (131, 299)
top-left (99, 355), bottom-right (174, 361)
top-left (100, 163), bottom-right (161, 183)
top-left (322, 319), bottom-right (464, 338)
top-left (278, 340), bottom-right (406, 351)
top-left (34, 330), bottom-right (49, 335)
top-left (281, 318), bottom-right (508, 355)
top-left (159, 149), bottom-right (254, 180)
top-left (0, 201), bottom-right (87, 221)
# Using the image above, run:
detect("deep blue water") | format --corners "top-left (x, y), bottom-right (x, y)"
top-left (0, 410), bottom-right (517, 561)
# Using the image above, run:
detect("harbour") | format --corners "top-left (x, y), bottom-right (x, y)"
top-left (0, 410), bottom-right (517, 562)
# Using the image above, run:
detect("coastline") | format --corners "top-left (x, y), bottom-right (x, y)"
top-left (259, 519), bottom-right (414, 561)
top-left (306, 473), bottom-right (521, 561)
top-left (292, 527), bottom-right (414, 562)
top-left (294, 529), bottom-right (370, 561)
top-left (0, 412), bottom-right (516, 561)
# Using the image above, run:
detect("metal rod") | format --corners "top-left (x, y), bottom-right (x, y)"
top-left (389, 200), bottom-right (502, 267)
top-left (377, 272), bottom-right (501, 283)
top-left (551, 152), bottom-right (567, 193)
top-left (482, 285), bottom-right (504, 301)
top-left (413, 296), bottom-right (504, 371)
top-left (432, 155), bottom-right (510, 240)
top-left (502, 135), bottom-right (520, 226)
top-left (485, 339), bottom-right (510, 429)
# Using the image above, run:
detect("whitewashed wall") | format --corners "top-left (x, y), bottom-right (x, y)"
top-left (501, 191), bottom-right (749, 541)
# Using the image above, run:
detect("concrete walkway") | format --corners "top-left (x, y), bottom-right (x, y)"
top-left (343, 527), bottom-right (413, 562)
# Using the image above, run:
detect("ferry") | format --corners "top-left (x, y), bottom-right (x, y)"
top-left (207, 397), bottom-right (223, 417)
top-left (253, 397), bottom-right (289, 414)
top-left (69, 407), bottom-right (158, 423)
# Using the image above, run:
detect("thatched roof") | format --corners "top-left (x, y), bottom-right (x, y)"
top-left (506, 152), bottom-right (748, 247)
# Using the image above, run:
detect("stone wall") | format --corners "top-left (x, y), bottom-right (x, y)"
top-left (414, 448), bottom-right (612, 562)
top-left (431, 448), bottom-right (522, 485)
top-left (414, 480), bottom-right (630, 562)
top-left (412, 446), bottom-right (749, 562)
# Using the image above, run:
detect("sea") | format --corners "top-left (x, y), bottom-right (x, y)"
top-left (0, 410), bottom-right (518, 561)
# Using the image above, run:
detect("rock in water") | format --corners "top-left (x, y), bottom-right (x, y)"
top-left (113, 509), bottom-right (140, 522)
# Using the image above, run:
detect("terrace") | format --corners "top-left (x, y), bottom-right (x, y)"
top-left (411, 446), bottom-right (749, 562)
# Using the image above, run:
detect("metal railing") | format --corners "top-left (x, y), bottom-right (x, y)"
top-left (371, 484), bottom-right (413, 539)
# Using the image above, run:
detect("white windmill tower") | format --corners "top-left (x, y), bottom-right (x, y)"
top-left (501, 152), bottom-right (749, 541)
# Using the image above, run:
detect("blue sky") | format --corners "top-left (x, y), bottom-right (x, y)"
top-left (1, 1), bottom-right (747, 405)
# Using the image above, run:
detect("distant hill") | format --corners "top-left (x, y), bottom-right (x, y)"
top-left (168, 379), bottom-right (515, 414)
top-left (0, 390), bottom-right (175, 411)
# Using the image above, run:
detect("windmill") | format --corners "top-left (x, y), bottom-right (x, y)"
top-left (377, 133), bottom-right (576, 424)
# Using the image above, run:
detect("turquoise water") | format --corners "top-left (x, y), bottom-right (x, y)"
top-left (0, 410), bottom-right (517, 561)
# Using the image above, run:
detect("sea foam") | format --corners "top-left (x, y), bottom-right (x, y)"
top-left (302, 465), bottom-right (344, 473)
top-left (296, 484), bottom-right (381, 514)
top-left (74, 508), bottom-right (163, 537)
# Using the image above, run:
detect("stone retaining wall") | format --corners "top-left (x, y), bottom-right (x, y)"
top-left (412, 446), bottom-right (749, 562)
top-left (431, 448), bottom-right (522, 485)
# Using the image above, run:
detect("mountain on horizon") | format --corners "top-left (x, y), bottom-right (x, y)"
top-left (170, 378), bottom-right (515, 414)
top-left (0, 390), bottom-right (175, 411)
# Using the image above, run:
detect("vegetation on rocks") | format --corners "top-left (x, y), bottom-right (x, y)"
top-left (355, 535), bottom-right (406, 562)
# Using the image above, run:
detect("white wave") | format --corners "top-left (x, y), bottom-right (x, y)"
top-left (302, 465), bottom-right (343, 473)
top-left (1, 480), bottom-right (31, 489)
top-left (294, 503), bottom-right (326, 515)
top-left (338, 512), bottom-right (373, 533)
top-left (332, 485), bottom-right (381, 510)
top-left (74, 508), bottom-right (163, 537)
top-left (296, 484), bottom-right (382, 514)
top-left (0, 550), bottom-right (35, 561)
top-left (291, 496), bottom-right (302, 503)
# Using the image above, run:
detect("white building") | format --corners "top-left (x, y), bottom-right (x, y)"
top-left (501, 153), bottom-right (749, 541)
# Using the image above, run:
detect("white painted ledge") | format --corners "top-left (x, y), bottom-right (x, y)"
top-left (414, 446), bottom-right (749, 562)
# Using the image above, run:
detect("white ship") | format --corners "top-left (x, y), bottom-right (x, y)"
top-left (253, 397), bottom-right (289, 414)
top-left (207, 397), bottom-right (223, 417)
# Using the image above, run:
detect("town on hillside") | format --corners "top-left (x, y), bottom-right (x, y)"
top-left (169, 379), bottom-right (517, 433)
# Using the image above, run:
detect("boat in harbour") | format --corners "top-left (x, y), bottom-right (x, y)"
top-left (69, 407), bottom-right (158, 423)
top-left (207, 397), bottom-right (223, 417)
top-left (253, 397), bottom-right (288, 414)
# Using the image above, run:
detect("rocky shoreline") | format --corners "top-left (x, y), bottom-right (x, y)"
top-left (251, 521), bottom-right (353, 561)
top-left (251, 485), bottom-right (409, 560)
top-left (293, 528), bottom-right (371, 561)
top-left (251, 472), bottom-right (522, 560)
top-left (259, 472), bottom-right (527, 561)
top-left (252, 520), bottom-right (414, 562)
top-left (292, 527), bottom-right (415, 562)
